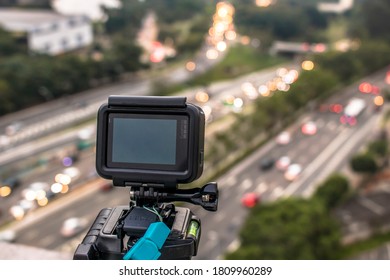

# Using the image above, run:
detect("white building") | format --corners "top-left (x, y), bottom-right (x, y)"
top-left (0, 8), bottom-right (93, 55)
top-left (318, 0), bottom-right (354, 14)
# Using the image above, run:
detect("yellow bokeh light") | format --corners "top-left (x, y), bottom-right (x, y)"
top-left (256, 0), bottom-right (272, 7)
top-left (217, 7), bottom-right (228, 18)
top-left (214, 22), bottom-right (226, 33)
top-left (35, 189), bottom-right (46, 201)
top-left (240, 36), bottom-right (251, 45)
top-left (208, 27), bottom-right (215, 37)
top-left (225, 95), bottom-right (235, 105)
top-left (302, 60), bottom-right (315, 71)
top-left (61, 184), bottom-right (69, 194)
top-left (37, 197), bottom-right (48, 207)
top-left (195, 91), bottom-right (210, 103)
top-left (0, 186), bottom-right (12, 197)
top-left (374, 96), bottom-right (384, 106)
top-left (10, 206), bottom-right (24, 220)
top-left (186, 61), bottom-right (196, 72)
top-left (55, 173), bottom-right (71, 185)
top-left (225, 30), bottom-right (237, 40)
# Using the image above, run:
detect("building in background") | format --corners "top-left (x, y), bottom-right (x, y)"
top-left (318, 0), bottom-right (354, 14)
top-left (0, 8), bottom-right (93, 55)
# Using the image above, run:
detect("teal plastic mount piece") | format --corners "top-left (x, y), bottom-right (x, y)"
top-left (123, 221), bottom-right (170, 260)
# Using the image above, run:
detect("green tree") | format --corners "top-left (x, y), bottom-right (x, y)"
top-left (110, 38), bottom-right (143, 72)
top-left (226, 198), bottom-right (341, 259)
top-left (0, 79), bottom-right (14, 114)
top-left (354, 41), bottom-right (390, 74)
top-left (0, 28), bottom-right (26, 56)
top-left (313, 174), bottom-right (350, 210)
top-left (368, 140), bottom-right (388, 157)
top-left (233, 1), bottom-right (328, 42)
top-left (350, 153), bottom-right (378, 174)
top-left (103, 0), bottom-right (207, 34)
top-left (361, 0), bottom-right (390, 42)
top-left (315, 51), bottom-right (364, 83)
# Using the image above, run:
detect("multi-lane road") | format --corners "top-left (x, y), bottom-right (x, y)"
top-left (1, 66), bottom-right (389, 260)
top-left (194, 68), bottom-right (389, 259)
top-left (0, 62), bottom-right (293, 224)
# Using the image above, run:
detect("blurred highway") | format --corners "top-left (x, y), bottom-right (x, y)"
top-left (194, 68), bottom-right (389, 259)
top-left (0, 62), bottom-right (297, 225)
top-left (0, 62), bottom-right (295, 233)
top-left (0, 67), bottom-right (387, 260)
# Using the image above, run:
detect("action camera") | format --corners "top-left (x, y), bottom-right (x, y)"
top-left (95, 95), bottom-right (205, 187)
top-left (74, 95), bottom-right (218, 260)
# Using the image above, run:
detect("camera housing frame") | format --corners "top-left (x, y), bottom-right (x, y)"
top-left (96, 95), bottom-right (205, 188)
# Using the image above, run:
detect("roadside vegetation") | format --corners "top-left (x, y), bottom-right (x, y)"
top-left (226, 174), bottom-right (350, 260)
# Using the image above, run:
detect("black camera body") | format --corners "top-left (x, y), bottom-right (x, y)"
top-left (73, 96), bottom-right (218, 260)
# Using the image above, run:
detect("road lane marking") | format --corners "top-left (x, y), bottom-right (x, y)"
top-left (285, 112), bottom-right (381, 198)
top-left (39, 235), bottom-right (57, 247)
top-left (302, 114), bottom-right (381, 197)
top-left (358, 197), bottom-right (385, 215)
top-left (283, 127), bottom-right (351, 197)
top-left (222, 175), bottom-right (237, 189)
top-left (256, 182), bottom-right (267, 194)
top-left (271, 186), bottom-right (283, 199)
top-left (226, 238), bottom-right (240, 253)
top-left (240, 178), bottom-right (253, 191)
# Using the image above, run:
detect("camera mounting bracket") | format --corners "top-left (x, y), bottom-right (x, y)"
top-left (127, 182), bottom-right (218, 212)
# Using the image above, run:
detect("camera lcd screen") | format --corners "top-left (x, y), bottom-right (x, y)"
top-left (107, 113), bottom-right (189, 171)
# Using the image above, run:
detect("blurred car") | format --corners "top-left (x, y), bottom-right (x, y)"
top-left (9, 199), bottom-right (36, 220)
top-left (284, 164), bottom-right (302, 181)
top-left (301, 121), bottom-right (317, 135)
top-left (259, 158), bottom-right (275, 171)
top-left (276, 131), bottom-right (291, 145)
top-left (329, 103), bottom-right (343, 114)
top-left (22, 182), bottom-right (49, 201)
top-left (0, 177), bottom-right (21, 197)
top-left (318, 103), bottom-right (343, 114)
top-left (3, 177), bottom-right (21, 189)
top-left (0, 230), bottom-right (16, 242)
top-left (5, 122), bottom-right (22, 136)
top-left (241, 192), bottom-right (260, 208)
top-left (0, 135), bottom-right (10, 146)
top-left (275, 156), bottom-right (291, 171)
top-left (60, 217), bottom-right (89, 237)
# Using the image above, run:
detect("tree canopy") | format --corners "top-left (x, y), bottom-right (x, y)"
top-left (313, 174), bottom-right (350, 210)
top-left (226, 198), bottom-right (341, 259)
